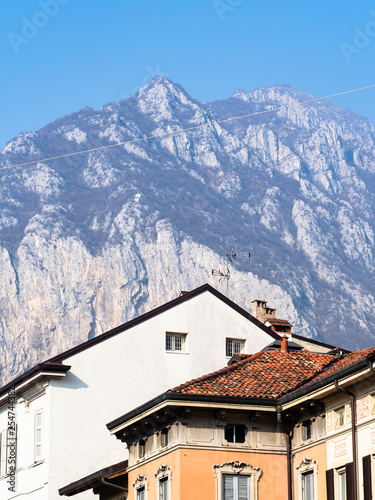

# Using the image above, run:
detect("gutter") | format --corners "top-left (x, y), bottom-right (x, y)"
top-left (286, 430), bottom-right (292, 500)
top-left (334, 381), bottom-right (358, 500)
top-left (101, 477), bottom-right (128, 492)
top-left (59, 460), bottom-right (128, 496)
top-left (277, 404), bottom-right (292, 500)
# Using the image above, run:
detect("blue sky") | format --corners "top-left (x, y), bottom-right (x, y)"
top-left (1, 0), bottom-right (375, 149)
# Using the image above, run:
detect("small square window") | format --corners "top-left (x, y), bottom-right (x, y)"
top-left (166, 332), bottom-right (187, 352)
top-left (226, 338), bottom-right (245, 357)
top-left (302, 420), bottom-right (312, 440)
top-left (225, 424), bottom-right (247, 443)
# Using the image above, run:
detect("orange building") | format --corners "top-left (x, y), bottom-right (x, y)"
top-left (61, 341), bottom-right (375, 500)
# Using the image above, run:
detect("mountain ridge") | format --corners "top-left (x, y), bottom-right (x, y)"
top-left (1, 76), bottom-right (375, 386)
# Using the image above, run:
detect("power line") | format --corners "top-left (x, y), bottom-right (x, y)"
top-left (1, 83), bottom-right (375, 173)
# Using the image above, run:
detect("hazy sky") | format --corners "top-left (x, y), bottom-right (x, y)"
top-left (2, 0), bottom-right (375, 149)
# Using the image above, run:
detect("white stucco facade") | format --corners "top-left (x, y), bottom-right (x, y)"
top-left (0, 285), bottom-right (280, 500)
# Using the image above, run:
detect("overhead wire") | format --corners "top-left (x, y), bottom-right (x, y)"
top-left (1, 83), bottom-right (375, 173)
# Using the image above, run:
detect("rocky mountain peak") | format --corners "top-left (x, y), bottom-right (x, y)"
top-left (1, 79), bottom-right (375, 387)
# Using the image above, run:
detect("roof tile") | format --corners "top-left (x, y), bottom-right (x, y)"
top-left (169, 350), bottom-right (339, 399)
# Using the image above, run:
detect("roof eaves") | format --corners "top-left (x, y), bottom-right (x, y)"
top-left (107, 389), bottom-right (278, 433)
top-left (58, 460), bottom-right (128, 496)
top-left (0, 363), bottom-right (71, 399)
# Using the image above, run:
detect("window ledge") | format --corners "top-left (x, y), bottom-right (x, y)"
top-left (28, 459), bottom-right (45, 469)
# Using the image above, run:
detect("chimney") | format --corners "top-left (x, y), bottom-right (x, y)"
top-left (251, 299), bottom-right (276, 323)
top-left (281, 335), bottom-right (288, 353)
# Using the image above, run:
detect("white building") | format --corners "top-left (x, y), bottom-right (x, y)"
top-left (0, 284), bottom-right (337, 500)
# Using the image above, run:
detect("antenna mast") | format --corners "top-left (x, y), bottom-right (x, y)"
top-left (212, 247), bottom-right (251, 297)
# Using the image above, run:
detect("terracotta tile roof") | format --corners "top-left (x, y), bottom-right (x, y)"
top-left (168, 350), bottom-right (338, 400)
top-left (308, 346), bottom-right (375, 383)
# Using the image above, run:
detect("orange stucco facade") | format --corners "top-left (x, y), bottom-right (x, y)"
top-left (292, 442), bottom-right (327, 500)
top-left (128, 447), bottom-right (287, 500)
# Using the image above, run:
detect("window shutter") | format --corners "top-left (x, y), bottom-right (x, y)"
top-left (363, 455), bottom-right (372, 500)
top-left (238, 475), bottom-right (250, 500)
top-left (223, 475), bottom-right (234, 500)
top-left (0, 431), bottom-right (6, 477)
top-left (34, 411), bottom-right (43, 462)
top-left (346, 462), bottom-right (355, 499)
top-left (326, 469), bottom-right (334, 500)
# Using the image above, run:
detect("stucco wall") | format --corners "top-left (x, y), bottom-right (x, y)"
top-left (128, 448), bottom-right (287, 500)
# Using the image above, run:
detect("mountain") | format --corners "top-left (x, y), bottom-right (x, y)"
top-left (1, 76), bottom-right (375, 386)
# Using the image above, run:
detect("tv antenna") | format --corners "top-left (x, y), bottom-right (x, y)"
top-left (212, 247), bottom-right (251, 296)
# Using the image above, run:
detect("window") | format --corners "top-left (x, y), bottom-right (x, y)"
top-left (137, 487), bottom-right (145, 500)
top-left (159, 477), bottom-right (168, 500)
top-left (139, 440), bottom-right (146, 459)
top-left (334, 407), bottom-right (345, 429)
top-left (302, 471), bottom-right (314, 500)
top-left (226, 338), bottom-right (245, 357)
top-left (337, 469), bottom-right (346, 500)
top-left (161, 428), bottom-right (169, 448)
top-left (34, 410), bottom-right (43, 462)
top-left (225, 424), bottom-right (247, 443)
top-left (155, 465), bottom-right (171, 500)
top-left (133, 475), bottom-right (148, 500)
top-left (326, 463), bottom-right (354, 500)
top-left (165, 332), bottom-right (186, 352)
top-left (223, 474), bottom-right (250, 500)
top-left (302, 420), bottom-right (312, 440)
top-left (214, 462), bottom-right (261, 500)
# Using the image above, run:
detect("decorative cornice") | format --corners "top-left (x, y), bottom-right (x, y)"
top-left (296, 458), bottom-right (317, 470)
top-left (133, 474), bottom-right (148, 489)
top-left (213, 461), bottom-right (257, 475)
top-left (155, 464), bottom-right (172, 480)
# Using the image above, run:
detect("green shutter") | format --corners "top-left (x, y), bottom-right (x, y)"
top-left (346, 462), bottom-right (355, 499)
top-left (363, 455), bottom-right (372, 500)
top-left (326, 469), bottom-right (334, 500)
